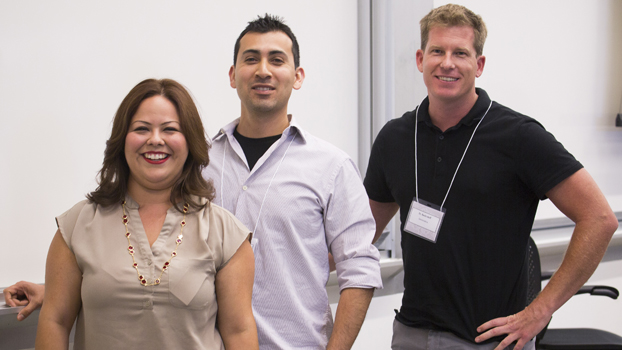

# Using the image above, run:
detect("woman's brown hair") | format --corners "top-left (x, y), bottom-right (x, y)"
top-left (87, 78), bottom-right (214, 212)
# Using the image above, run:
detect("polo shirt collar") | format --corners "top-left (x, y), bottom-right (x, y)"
top-left (417, 88), bottom-right (492, 131)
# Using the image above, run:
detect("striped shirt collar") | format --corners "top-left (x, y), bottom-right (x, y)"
top-left (213, 114), bottom-right (308, 143)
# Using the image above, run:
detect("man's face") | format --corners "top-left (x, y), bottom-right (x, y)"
top-left (229, 31), bottom-right (304, 118)
top-left (416, 25), bottom-right (485, 105)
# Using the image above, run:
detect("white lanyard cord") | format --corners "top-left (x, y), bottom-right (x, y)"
top-left (220, 130), bottom-right (298, 234)
top-left (220, 136), bottom-right (227, 207)
top-left (414, 106), bottom-right (419, 204)
top-left (415, 100), bottom-right (493, 210)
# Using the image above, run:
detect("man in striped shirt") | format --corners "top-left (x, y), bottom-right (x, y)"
top-left (204, 14), bottom-right (383, 349)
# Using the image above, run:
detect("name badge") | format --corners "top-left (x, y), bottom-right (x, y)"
top-left (404, 199), bottom-right (445, 243)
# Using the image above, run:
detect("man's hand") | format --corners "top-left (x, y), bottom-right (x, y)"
top-left (3, 281), bottom-right (45, 321)
top-left (475, 304), bottom-right (550, 350)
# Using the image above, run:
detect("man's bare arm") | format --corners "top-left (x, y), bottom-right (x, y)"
top-left (476, 169), bottom-right (618, 350)
top-left (327, 287), bottom-right (374, 350)
top-left (369, 200), bottom-right (399, 244)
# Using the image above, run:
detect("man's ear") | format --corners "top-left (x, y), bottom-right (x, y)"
top-left (416, 49), bottom-right (424, 73)
top-left (229, 65), bottom-right (236, 88)
top-left (476, 55), bottom-right (486, 78)
top-left (293, 67), bottom-right (305, 90)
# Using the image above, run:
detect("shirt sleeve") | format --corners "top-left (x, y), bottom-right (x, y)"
top-left (515, 119), bottom-right (583, 199)
top-left (55, 200), bottom-right (90, 253)
top-left (364, 121), bottom-right (398, 203)
top-left (208, 204), bottom-right (251, 271)
top-left (325, 158), bottom-right (383, 291)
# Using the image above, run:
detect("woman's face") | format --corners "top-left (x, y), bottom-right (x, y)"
top-left (125, 95), bottom-right (188, 194)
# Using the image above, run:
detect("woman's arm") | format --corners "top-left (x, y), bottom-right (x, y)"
top-left (35, 229), bottom-right (82, 350)
top-left (215, 238), bottom-right (258, 349)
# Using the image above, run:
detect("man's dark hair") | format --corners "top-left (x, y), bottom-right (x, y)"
top-left (233, 14), bottom-right (300, 68)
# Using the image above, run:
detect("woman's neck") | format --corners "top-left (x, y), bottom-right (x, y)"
top-left (127, 179), bottom-right (173, 209)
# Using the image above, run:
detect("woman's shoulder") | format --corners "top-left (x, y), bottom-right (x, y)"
top-left (203, 202), bottom-right (247, 229)
top-left (205, 201), bottom-right (232, 217)
top-left (57, 199), bottom-right (118, 237)
top-left (57, 199), bottom-right (92, 223)
top-left (56, 200), bottom-right (97, 248)
top-left (200, 202), bottom-right (251, 270)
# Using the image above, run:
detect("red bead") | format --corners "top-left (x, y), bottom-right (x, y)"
top-left (126, 232), bottom-right (131, 237)
top-left (141, 280), bottom-right (146, 285)
top-left (155, 279), bottom-right (160, 284)
top-left (128, 245), bottom-right (133, 250)
top-left (133, 263), bottom-right (138, 267)
top-left (171, 252), bottom-right (177, 257)
top-left (164, 262), bottom-right (169, 266)
top-left (176, 239), bottom-right (182, 243)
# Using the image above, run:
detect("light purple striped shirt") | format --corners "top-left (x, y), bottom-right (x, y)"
top-left (203, 116), bottom-right (382, 349)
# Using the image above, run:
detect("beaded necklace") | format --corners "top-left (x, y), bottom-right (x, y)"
top-left (121, 200), bottom-right (188, 286)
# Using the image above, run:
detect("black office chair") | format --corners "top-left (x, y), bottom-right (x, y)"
top-left (526, 236), bottom-right (622, 349)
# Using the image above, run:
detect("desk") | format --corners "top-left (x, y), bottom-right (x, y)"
top-left (0, 300), bottom-right (39, 350)
top-left (1, 298), bottom-right (74, 350)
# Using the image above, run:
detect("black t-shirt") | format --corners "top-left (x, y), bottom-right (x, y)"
top-left (364, 89), bottom-right (582, 343)
top-left (233, 127), bottom-right (282, 170)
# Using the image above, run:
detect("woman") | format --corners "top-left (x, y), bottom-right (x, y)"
top-left (35, 79), bottom-right (258, 349)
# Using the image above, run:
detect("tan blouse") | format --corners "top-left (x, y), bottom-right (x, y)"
top-left (56, 196), bottom-right (250, 350)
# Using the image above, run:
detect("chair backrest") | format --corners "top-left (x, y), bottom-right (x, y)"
top-left (526, 236), bottom-right (550, 344)
top-left (526, 236), bottom-right (542, 305)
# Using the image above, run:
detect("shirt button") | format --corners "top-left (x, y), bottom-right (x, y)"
top-left (437, 157), bottom-right (442, 162)
top-left (242, 185), bottom-right (248, 191)
top-left (439, 135), bottom-right (444, 140)
top-left (143, 300), bottom-right (152, 308)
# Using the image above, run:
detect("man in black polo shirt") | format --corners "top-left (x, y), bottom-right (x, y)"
top-left (364, 4), bottom-right (618, 350)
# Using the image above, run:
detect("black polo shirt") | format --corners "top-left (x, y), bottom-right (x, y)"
top-left (364, 89), bottom-right (582, 342)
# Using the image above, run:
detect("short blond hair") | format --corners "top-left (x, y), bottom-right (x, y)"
top-left (420, 4), bottom-right (487, 56)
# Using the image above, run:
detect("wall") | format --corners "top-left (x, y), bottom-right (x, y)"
top-left (0, 0), bottom-right (359, 288)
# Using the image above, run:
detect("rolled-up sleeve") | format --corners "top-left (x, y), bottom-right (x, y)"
top-left (325, 158), bottom-right (383, 291)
